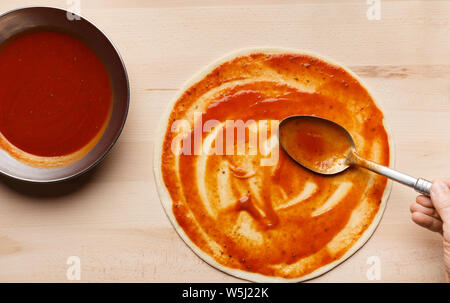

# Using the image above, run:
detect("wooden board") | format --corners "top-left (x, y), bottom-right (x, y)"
top-left (0, 0), bottom-right (448, 282)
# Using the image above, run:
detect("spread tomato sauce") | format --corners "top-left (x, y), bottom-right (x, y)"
top-left (161, 52), bottom-right (390, 279)
top-left (0, 30), bottom-right (111, 164)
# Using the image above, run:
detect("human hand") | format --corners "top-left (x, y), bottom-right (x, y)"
top-left (410, 179), bottom-right (450, 282)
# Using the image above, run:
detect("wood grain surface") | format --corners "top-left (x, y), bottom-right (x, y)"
top-left (0, 0), bottom-right (448, 282)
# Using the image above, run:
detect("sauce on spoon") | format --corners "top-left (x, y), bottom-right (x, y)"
top-left (278, 116), bottom-right (353, 174)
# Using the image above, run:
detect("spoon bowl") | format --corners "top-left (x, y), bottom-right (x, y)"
top-left (278, 115), bottom-right (433, 196)
top-left (278, 115), bottom-right (355, 175)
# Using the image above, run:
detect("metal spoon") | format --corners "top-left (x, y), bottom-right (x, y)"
top-left (278, 115), bottom-right (432, 196)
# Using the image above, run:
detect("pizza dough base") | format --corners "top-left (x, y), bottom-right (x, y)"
top-left (153, 48), bottom-right (393, 282)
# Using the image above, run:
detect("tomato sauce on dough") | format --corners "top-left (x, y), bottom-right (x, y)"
top-left (161, 52), bottom-right (390, 279)
top-left (0, 30), bottom-right (111, 159)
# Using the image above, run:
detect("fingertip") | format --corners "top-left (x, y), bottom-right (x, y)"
top-left (411, 211), bottom-right (422, 224)
top-left (416, 195), bottom-right (433, 207)
top-left (409, 202), bottom-right (416, 213)
top-left (411, 212), bottom-right (443, 233)
top-left (411, 211), bottom-right (428, 227)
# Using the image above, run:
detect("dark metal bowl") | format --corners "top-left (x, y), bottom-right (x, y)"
top-left (0, 7), bottom-right (129, 182)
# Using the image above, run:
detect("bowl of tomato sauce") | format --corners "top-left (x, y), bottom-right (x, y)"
top-left (0, 7), bottom-right (129, 182)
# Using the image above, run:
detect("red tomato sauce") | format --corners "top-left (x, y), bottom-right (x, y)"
top-left (0, 30), bottom-right (112, 157)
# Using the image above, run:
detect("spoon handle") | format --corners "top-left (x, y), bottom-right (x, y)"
top-left (350, 152), bottom-right (432, 196)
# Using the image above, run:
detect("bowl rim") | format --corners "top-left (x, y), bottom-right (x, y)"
top-left (0, 6), bottom-right (130, 183)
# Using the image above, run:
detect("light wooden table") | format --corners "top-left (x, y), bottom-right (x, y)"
top-left (0, 0), bottom-right (448, 282)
